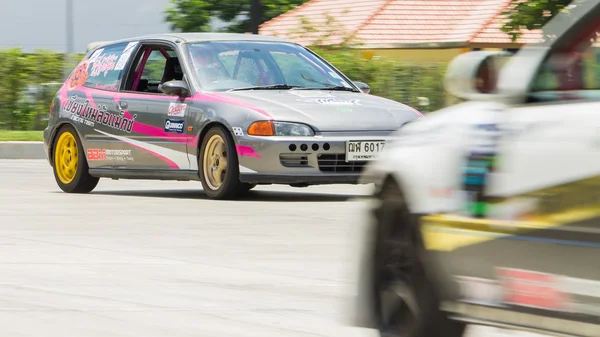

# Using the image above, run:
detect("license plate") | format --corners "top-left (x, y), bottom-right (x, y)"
top-left (345, 140), bottom-right (385, 162)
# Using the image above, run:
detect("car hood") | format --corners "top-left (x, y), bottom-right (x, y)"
top-left (216, 90), bottom-right (421, 132)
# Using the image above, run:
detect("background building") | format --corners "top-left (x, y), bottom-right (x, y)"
top-left (259, 0), bottom-right (542, 62)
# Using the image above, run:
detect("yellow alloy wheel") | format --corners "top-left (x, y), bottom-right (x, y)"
top-left (202, 134), bottom-right (228, 190)
top-left (54, 132), bottom-right (79, 184)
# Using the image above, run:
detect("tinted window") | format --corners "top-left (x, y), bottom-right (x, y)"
top-left (75, 42), bottom-right (139, 92)
top-left (530, 28), bottom-right (600, 101)
top-left (141, 50), bottom-right (168, 82)
top-left (186, 41), bottom-right (355, 91)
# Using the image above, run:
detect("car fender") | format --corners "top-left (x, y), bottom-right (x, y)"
top-left (47, 117), bottom-right (89, 166)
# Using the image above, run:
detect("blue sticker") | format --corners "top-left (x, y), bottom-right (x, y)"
top-left (165, 119), bottom-right (185, 133)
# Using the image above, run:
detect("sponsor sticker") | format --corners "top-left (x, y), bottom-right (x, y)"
top-left (165, 119), bottom-right (185, 133)
top-left (168, 102), bottom-right (187, 117)
top-left (87, 149), bottom-right (106, 161)
top-left (232, 127), bottom-right (244, 136)
top-left (306, 98), bottom-right (361, 105)
top-left (87, 149), bottom-right (133, 162)
top-left (498, 268), bottom-right (567, 311)
top-left (456, 269), bottom-right (600, 317)
top-left (90, 53), bottom-right (119, 77)
top-left (64, 95), bottom-right (136, 133)
top-left (289, 91), bottom-right (334, 98)
top-left (114, 41), bottom-right (139, 71)
top-left (88, 48), bottom-right (104, 64)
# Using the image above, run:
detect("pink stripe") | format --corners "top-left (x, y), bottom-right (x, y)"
top-left (71, 86), bottom-right (274, 119)
top-left (61, 87), bottom-right (270, 144)
top-left (111, 92), bottom-right (193, 145)
top-left (407, 105), bottom-right (424, 117)
top-left (195, 93), bottom-right (272, 119)
top-left (128, 142), bottom-right (179, 169)
top-left (236, 145), bottom-right (261, 158)
top-left (131, 122), bottom-right (188, 143)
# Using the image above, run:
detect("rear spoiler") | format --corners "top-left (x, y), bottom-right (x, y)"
top-left (85, 41), bottom-right (113, 53)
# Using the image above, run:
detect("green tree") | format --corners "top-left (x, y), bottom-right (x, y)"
top-left (164, 0), bottom-right (310, 33)
top-left (501, 0), bottom-right (573, 42)
top-left (165, 0), bottom-right (214, 32)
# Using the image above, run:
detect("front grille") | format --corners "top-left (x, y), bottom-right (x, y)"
top-left (317, 154), bottom-right (367, 173)
top-left (280, 153), bottom-right (309, 167)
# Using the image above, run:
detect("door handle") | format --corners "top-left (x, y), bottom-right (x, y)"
top-left (118, 101), bottom-right (128, 110)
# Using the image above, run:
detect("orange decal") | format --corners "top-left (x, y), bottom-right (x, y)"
top-left (67, 61), bottom-right (90, 91)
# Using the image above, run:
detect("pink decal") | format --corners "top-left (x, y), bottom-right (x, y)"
top-left (128, 143), bottom-right (179, 169)
top-left (236, 145), bottom-right (261, 158)
top-left (94, 84), bottom-right (117, 91)
top-left (64, 87), bottom-right (268, 147)
top-left (85, 91), bottom-right (98, 109)
top-left (194, 93), bottom-right (272, 119)
top-left (408, 106), bottom-right (424, 117)
top-left (90, 54), bottom-right (118, 77)
top-left (131, 122), bottom-right (187, 144)
top-left (112, 93), bottom-right (200, 146)
top-left (59, 86), bottom-right (68, 107)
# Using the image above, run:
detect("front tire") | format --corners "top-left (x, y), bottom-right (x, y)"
top-left (372, 180), bottom-right (465, 337)
top-left (198, 125), bottom-right (248, 199)
top-left (52, 124), bottom-right (99, 193)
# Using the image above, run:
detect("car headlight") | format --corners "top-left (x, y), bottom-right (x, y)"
top-left (247, 121), bottom-right (314, 136)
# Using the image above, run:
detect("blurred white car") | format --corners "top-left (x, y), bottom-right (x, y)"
top-left (349, 0), bottom-right (600, 336)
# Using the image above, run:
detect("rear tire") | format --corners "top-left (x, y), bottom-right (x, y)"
top-left (372, 180), bottom-right (465, 337)
top-left (198, 125), bottom-right (248, 200)
top-left (52, 124), bottom-right (99, 193)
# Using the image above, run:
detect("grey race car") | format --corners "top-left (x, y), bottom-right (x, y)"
top-left (43, 33), bottom-right (422, 199)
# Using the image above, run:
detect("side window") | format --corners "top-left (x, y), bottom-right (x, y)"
top-left (78, 42), bottom-right (139, 92)
top-left (530, 30), bottom-right (600, 101)
top-left (124, 47), bottom-right (180, 93)
top-left (141, 50), bottom-right (168, 82)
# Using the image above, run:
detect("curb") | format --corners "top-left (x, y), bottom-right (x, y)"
top-left (0, 141), bottom-right (46, 160)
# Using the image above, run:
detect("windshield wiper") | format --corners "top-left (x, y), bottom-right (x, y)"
top-left (228, 84), bottom-right (300, 91)
top-left (319, 85), bottom-right (358, 92)
top-left (299, 73), bottom-right (358, 92)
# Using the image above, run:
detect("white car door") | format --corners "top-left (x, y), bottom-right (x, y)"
top-left (488, 100), bottom-right (600, 201)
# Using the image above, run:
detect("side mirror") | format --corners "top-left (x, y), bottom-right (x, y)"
top-left (444, 51), bottom-right (512, 101)
top-left (353, 81), bottom-right (371, 94)
top-left (160, 80), bottom-right (190, 96)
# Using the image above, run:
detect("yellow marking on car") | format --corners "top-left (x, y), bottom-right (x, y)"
top-left (421, 204), bottom-right (600, 252)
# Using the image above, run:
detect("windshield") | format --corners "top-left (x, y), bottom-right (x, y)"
top-left (186, 41), bottom-right (356, 92)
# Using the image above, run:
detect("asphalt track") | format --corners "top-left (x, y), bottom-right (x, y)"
top-left (0, 160), bottom-right (379, 337)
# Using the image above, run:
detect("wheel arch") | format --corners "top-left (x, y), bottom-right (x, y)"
top-left (48, 121), bottom-right (86, 167)
top-left (194, 120), bottom-right (237, 156)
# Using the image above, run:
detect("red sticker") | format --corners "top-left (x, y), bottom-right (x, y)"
top-left (87, 149), bottom-right (106, 161)
top-left (497, 268), bottom-right (568, 311)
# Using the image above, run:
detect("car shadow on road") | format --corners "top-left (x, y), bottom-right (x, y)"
top-left (88, 189), bottom-right (365, 202)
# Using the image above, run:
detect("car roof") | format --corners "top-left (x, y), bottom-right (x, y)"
top-left (93, 33), bottom-right (295, 50)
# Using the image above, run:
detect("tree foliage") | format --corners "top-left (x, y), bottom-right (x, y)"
top-left (164, 0), bottom-right (310, 33)
top-left (501, 0), bottom-right (573, 42)
top-left (0, 49), bottom-right (77, 130)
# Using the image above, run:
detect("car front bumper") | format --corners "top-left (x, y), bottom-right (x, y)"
top-left (235, 131), bottom-right (394, 184)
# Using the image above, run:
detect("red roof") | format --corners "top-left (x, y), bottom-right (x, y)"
top-left (259, 0), bottom-right (543, 48)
